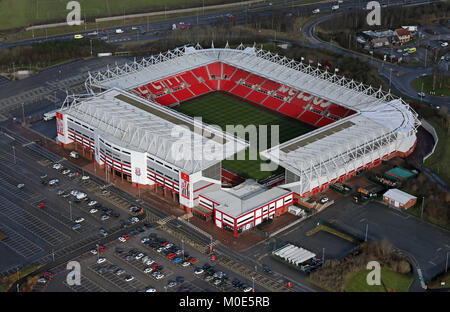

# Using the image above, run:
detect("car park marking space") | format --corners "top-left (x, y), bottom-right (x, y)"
top-left (0, 222), bottom-right (43, 258)
top-left (112, 252), bottom-right (173, 281)
top-left (0, 196), bottom-right (70, 246)
top-left (64, 275), bottom-right (107, 292)
top-left (89, 261), bottom-right (147, 292)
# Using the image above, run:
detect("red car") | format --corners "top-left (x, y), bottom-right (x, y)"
top-left (167, 253), bottom-right (176, 259)
top-left (37, 203), bottom-right (46, 209)
top-left (43, 271), bottom-right (54, 279)
top-left (122, 235), bottom-right (129, 240)
top-left (152, 264), bottom-right (161, 270)
top-left (285, 281), bottom-right (293, 288)
top-left (162, 242), bottom-right (169, 247)
top-left (98, 246), bottom-right (106, 252)
top-left (188, 257), bottom-right (198, 264)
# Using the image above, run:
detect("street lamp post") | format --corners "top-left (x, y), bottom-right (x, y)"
top-left (252, 276), bottom-right (255, 292)
top-left (181, 239), bottom-right (184, 257)
top-left (365, 224), bottom-right (369, 242)
top-left (445, 251), bottom-right (448, 273)
top-left (69, 201), bottom-right (72, 221)
top-left (12, 146), bottom-right (16, 164)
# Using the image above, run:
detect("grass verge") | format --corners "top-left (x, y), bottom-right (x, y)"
top-left (344, 268), bottom-right (413, 292)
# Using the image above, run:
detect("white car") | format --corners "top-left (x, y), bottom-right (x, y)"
top-left (135, 253), bottom-right (144, 260)
top-left (48, 179), bottom-right (59, 186)
top-left (418, 92), bottom-right (426, 97)
top-left (312, 8), bottom-right (320, 14)
top-left (62, 169), bottom-right (71, 175)
top-left (155, 273), bottom-right (165, 280)
top-left (130, 217), bottom-right (139, 224)
top-left (74, 217), bottom-right (84, 223)
top-left (37, 277), bottom-right (48, 284)
top-left (97, 257), bottom-right (106, 264)
top-left (76, 192), bottom-right (87, 200)
top-left (125, 275), bottom-right (134, 282)
top-left (81, 175), bottom-right (90, 180)
top-left (70, 190), bottom-right (79, 196)
top-left (145, 259), bottom-right (155, 266)
top-left (182, 261), bottom-right (190, 267)
top-left (53, 163), bottom-right (63, 170)
top-left (141, 237), bottom-right (149, 243)
top-left (165, 243), bottom-right (174, 249)
top-left (118, 237), bottom-right (127, 243)
top-left (115, 28), bottom-right (124, 34)
top-left (90, 249), bottom-right (98, 255)
top-left (145, 287), bottom-right (156, 292)
top-left (89, 208), bottom-right (98, 214)
top-left (243, 287), bottom-right (253, 292)
top-left (144, 267), bottom-right (153, 274)
top-left (319, 197), bottom-right (329, 204)
top-left (194, 268), bottom-right (204, 275)
top-left (88, 200), bottom-right (97, 206)
top-left (441, 42), bottom-right (448, 47)
top-left (17, 183), bottom-right (25, 189)
top-left (157, 247), bottom-right (165, 253)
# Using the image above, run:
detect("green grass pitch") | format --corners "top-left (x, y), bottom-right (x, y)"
top-left (174, 92), bottom-right (315, 181)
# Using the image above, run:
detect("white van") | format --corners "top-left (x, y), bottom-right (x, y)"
top-left (115, 29), bottom-right (124, 34)
top-left (332, 5), bottom-right (339, 11)
top-left (70, 151), bottom-right (80, 159)
top-left (312, 8), bottom-right (320, 14)
top-left (76, 192), bottom-right (87, 200)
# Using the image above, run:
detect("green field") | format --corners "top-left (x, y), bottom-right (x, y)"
top-left (344, 268), bottom-right (413, 292)
top-left (174, 92), bottom-right (314, 180)
top-left (412, 75), bottom-right (450, 97)
top-left (0, 0), bottom-right (238, 30)
top-left (424, 116), bottom-right (450, 185)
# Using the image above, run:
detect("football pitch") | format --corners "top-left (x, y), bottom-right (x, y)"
top-left (174, 92), bottom-right (315, 181)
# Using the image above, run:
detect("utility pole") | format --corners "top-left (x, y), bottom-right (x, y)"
top-left (322, 248), bottom-right (325, 263)
top-left (90, 39), bottom-right (93, 56)
top-left (69, 200), bottom-right (72, 221)
top-left (446, 252), bottom-right (448, 273)
top-left (252, 276), bottom-right (255, 292)
top-left (421, 196), bottom-right (424, 219)
top-left (12, 146), bottom-right (16, 164)
top-left (365, 224), bottom-right (369, 242)
top-left (52, 249), bottom-right (55, 261)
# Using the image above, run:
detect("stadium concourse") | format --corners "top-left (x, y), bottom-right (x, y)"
top-left (55, 43), bottom-right (420, 237)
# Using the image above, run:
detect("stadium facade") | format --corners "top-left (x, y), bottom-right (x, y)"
top-left (57, 43), bottom-right (420, 236)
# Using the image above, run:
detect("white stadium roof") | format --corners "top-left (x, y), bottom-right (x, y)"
top-left (60, 88), bottom-right (247, 174)
top-left (84, 44), bottom-right (420, 196)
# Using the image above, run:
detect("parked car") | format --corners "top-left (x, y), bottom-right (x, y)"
top-left (99, 228), bottom-right (108, 236)
top-left (71, 224), bottom-right (81, 230)
top-left (115, 269), bottom-right (125, 276)
top-left (194, 268), bottom-right (204, 275)
top-left (97, 257), bottom-right (106, 264)
top-left (89, 208), bottom-right (98, 214)
top-left (125, 275), bottom-right (134, 282)
top-left (81, 175), bottom-right (90, 180)
top-left (74, 217), bottom-right (84, 223)
top-left (70, 151), bottom-right (80, 159)
top-left (48, 179), bottom-right (59, 186)
top-left (53, 163), bottom-right (63, 170)
top-left (100, 214), bottom-right (110, 221)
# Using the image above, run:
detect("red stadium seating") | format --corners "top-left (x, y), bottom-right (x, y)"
top-left (260, 80), bottom-right (282, 93)
top-left (298, 110), bottom-right (322, 125)
top-left (142, 81), bottom-right (167, 96)
top-left (276, 84), bottom-right (297, 98)
top-left (222, 63), bottom-right (236, 79)
top-left (278, 102), bottom-right (306, 118)
top-left (315, 116), bottom-right (335, 127)
top-left (192, 66), bottom-right (210, 82)
top-left (205, 80), bottom-right (219, 90)
top-left (229, 68), bottom-right (250, 83)
top-left (290, 91), bottom-right (313, 107)
top-left (154, 94), bottom-right (178, 106)
top-left (327, 103), bottom-right (350, 118)
top-left (246, 90), bottom-right (268, 103)
top-left (163, 75), bottom-right (184, 90)
top-left (230, 84), bottom-right (253, 98)
top-left (132, 62), bottom-right (356, 129)
top-left (261, 97), bottom-right (285, 111)
top-left (189, 83), bottom-right (211, 96)
top-left (181, 71), bottom-right (199, 86)
top-left (172, 88), bottom-right (195, 102)
top-left (309, 97), bottom-right (331, 112)
top-left (220, 80), bottom-right (237, 92)
top-left (245, 74), bottom-right (265, 86)
top-left (207, 62), bottom-right (222, 79)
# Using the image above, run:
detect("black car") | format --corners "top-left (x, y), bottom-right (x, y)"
top-left (263, 265), bottom-right (273, 274)
top-left (232, 279), bottom-right (241, 287)
top-left (73, 198), bottom-right (81, 203)
top-left (136, 227), bottom-right (145, 233)
top-left (144, 223), bottom-right (152, 228)
top-left (101, 207), bottom-right (108, 212)
top-left (105, 209), bottom-right (113, 215)
top-left (115, 247), bottom-right (124, 254)
top-left (176, 276), bottom-right (184, 283)
top-left (41, 179), bottom-right (48, 185)
top-left (94, 203), bottom-right (102, 209)
top-left (129, 249), bottom-right (138, 255)
top-left (108, 265), bottom-right (118, 271)
top-left (120, 220), bottom-right (127, 228)
top-left (149, 233), bottom-right (157, 238)
top-left (129, 231), bottom-right (138, 236)
top-left (112, 212), bottom-right (120, 218)
top-left (202, 264), bottom-right (212, 271)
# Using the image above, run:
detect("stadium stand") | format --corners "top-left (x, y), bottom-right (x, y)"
top-left (222, 63), bottom-right (237, 79)
top-left (278, 102), bottom-right (306, 118)
top-left (230, 84), bottom-right (253, 98)
top-left (143, 81), bottom-right (167, 96)
top-left (315, 116), bottom-right (335, 128)
top-left (172, 88), bottom-right (196, 102)
top-left (246, 90), bottom-right (269, 104)
top-left (207, 62), bottom-right (222, 79)
top-left (205, 79), bottom-right (219, 90)
top-left (192, 66), bottom-right (210, 82)
top-left (308, 97), bottom-right (331, 113)
top-left (229, 68), bottom-right (251, 83)
top-left (180, 71), bottom-right (199, 86)
top-left (189, 82), bottom-right (212, 96)
top-left (154, 93), bottom-right (178, 106)
top-left (298, 110), bottom-right (322, 125)
top-left (260, 80), bottom-right (282, 93)
top-left (261, 97), bottom-right (285, 111)
top-left (327, 103), bottom-right (352, 118)
top-left (245, 74), bottom-right (266, 86)
top-left (163, 75), bottom-right (184, 90)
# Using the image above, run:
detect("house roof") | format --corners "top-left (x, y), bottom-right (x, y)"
top-left (383, 188), bottom-right (417, 205)
top-left (395, 28), bottom-right (411, 36)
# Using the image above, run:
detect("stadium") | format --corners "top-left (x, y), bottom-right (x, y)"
top-left (56, 43), bottom-right (420, 236)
